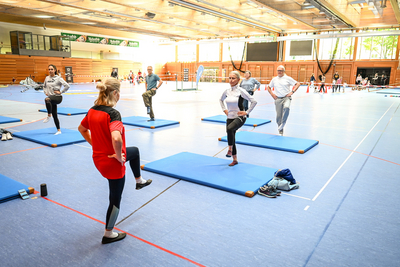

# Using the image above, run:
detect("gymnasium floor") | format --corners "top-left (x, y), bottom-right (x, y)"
top-left (1, 81), bottom-right (399, 267)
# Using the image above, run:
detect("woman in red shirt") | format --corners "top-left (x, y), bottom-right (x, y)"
top-left (78, 78), bottom-right (152, 244)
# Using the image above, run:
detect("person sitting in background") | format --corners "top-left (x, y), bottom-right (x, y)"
top-left (356, 74), bottom-right (362, 85)
top-left (361, 77), bottom-right (370, 90)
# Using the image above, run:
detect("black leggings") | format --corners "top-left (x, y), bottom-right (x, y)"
top-left (319, 84), bottom-right (325, 93)
top-left (45, 95), bottom-right (62, 130)
top-left (105, 146), bottom-right (140, 230)
top-left (226, 117), bottom-right (246, 156)
top-left (126, 146), bottom-right (141, 178)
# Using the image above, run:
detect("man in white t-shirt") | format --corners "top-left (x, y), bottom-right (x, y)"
top-left (266, 65), bottom-right (301, 135)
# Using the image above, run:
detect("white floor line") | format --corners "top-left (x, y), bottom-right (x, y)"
top-left (304, 205), bottom-right (310, 211)
top-left (312, 103), bottom-right (395, 202)
top-left (281, 192), bottom-right (311, 200)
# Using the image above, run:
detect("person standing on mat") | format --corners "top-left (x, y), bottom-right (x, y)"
top-left (220, 71), bottom-right (257, 167)
top-left (142, 66), bottom-right (163, 121)
top-left (266, 65), bottom-right (300, 136)
top-left (42, 64), bottom-right (70, 135)
top-left (78, 78), bottom-right (152, 245)
top-left (239, 70), bottom-right (260, 118)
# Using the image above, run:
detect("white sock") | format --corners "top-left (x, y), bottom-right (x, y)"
top-left (135, 177), bottom-right (146, 184)
top-left (104, 230), bottom-right (118, 238)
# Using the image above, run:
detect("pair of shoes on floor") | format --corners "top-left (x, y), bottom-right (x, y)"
top-left (226, 150), bottom-right (232, 157)
top-left (147, 118), bottom-right (155, 122)
top-left (258, 185), bottom-right (281, 198)
top-left (43, 116), bottom-right (51, 123)
top-left (1, 131), bottom-right (13, 141)
top-left (102, 232), bottom-right (126, 244)
top-left (146, 107), bottom-right (151, 114)
top-left (229, 160), bottom-right (238, 167)
top-left (136, 179), bottom-right (152, 190)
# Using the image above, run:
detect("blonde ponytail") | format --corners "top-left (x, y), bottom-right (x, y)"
top-left (94, 78), bottom-right (120, 107)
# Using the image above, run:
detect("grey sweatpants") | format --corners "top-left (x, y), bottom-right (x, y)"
top-left (275, 96), bottom-right (291, 131)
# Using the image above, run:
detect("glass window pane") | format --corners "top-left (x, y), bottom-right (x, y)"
top-left (44, 36), bottom-right (50, 51)
top-left (177, 44), bottom-right (196, 62)
top-left (199, 43), bottom-right (220, 62)
top-left (222, 42), bottom-right (246, 61)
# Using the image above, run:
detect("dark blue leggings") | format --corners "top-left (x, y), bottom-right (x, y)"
top-left (105, 146), bottom-right (140, 230)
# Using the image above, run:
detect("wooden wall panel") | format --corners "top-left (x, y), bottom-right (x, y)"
top-left (0, 55), bottom-right (143, 84)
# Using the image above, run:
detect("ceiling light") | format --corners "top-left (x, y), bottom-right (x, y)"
top-left (36, 15), bottom-right (54, 18)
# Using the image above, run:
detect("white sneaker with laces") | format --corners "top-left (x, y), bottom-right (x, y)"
top-left (6, 132), bottom-right (12, 140)
top-left (43, 116), bottom-right (50, 123)
top-left (54, 131), bottom-right (62, 135)
top-left (1, 133), bottom-right (7, 141)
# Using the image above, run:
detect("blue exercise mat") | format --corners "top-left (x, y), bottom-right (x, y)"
top-left (39, 107), bottom-right (87, 115)
top-left (0, 116), bottom-right (21, 124)
top-left (376, 89), bottom-right (400, 94)
top-left (142, 152), bottom-right (277, 197)
top-left (0, 174), bottom-right (32, 203)
top-left (219, 131), bottom-right (319, 154)
top-left (13, 128), bottom-right (86, 147)
top-left (122, 116), bottom-right (179, 129)
top-left (202, 115), bottom-right (271, 127)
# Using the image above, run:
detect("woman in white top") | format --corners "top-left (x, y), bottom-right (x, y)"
top-left (356, 74), bottom-right (363, 85)
top-left (42, 64), bottom-right (70, 135)
top-left (219, 71), bottom-right (257, 166)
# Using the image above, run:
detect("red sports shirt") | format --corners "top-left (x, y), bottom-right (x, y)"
top-left (81, 105), bottom-right (126, 179)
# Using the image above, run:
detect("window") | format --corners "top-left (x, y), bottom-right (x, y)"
top-left (222, 42), bottom-right (246, 62)
top-left (158, 44), bottom-right (176, 63)
top-left (177, 44), bottom-right (196, 62)
top-left (357, 31), bottom-right (397, 60)
top-left (199, 43), bottom-right (220, 62)
top-left (318, 34), bottom-right (354, 60)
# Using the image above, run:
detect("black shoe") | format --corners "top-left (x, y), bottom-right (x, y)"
top-left (147, 118), bottom-right (155, 122)
top-left (258, 185), bottom-right (277, 198)
top-left (136, 179), bottom-right (152, 190)
top-left (102, 232), bottom-right (126, 244)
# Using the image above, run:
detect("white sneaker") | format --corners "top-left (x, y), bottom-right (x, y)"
top-left (54, 131), bottom-right (62, 135)
top-left (1, 133), bottom-right (7, 141)
top-left (43, 116), bottom-right (50, 123)
top-left (6, 132), bottom-right (12, 140)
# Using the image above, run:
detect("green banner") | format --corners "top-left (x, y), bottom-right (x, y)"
top-left (61, 33), bottom-right (139, 47)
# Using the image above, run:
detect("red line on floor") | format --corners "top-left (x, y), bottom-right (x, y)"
top-left (42, 197), bottom-right (205, 267)
top-left (4, 117), bottom-right (47, 129)
top-left (320, 143), bottom-right (400, 166)
top-left (243, 130), bottom-right (399, 166)
top-left (0, 146), bottom-right (47, 157)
